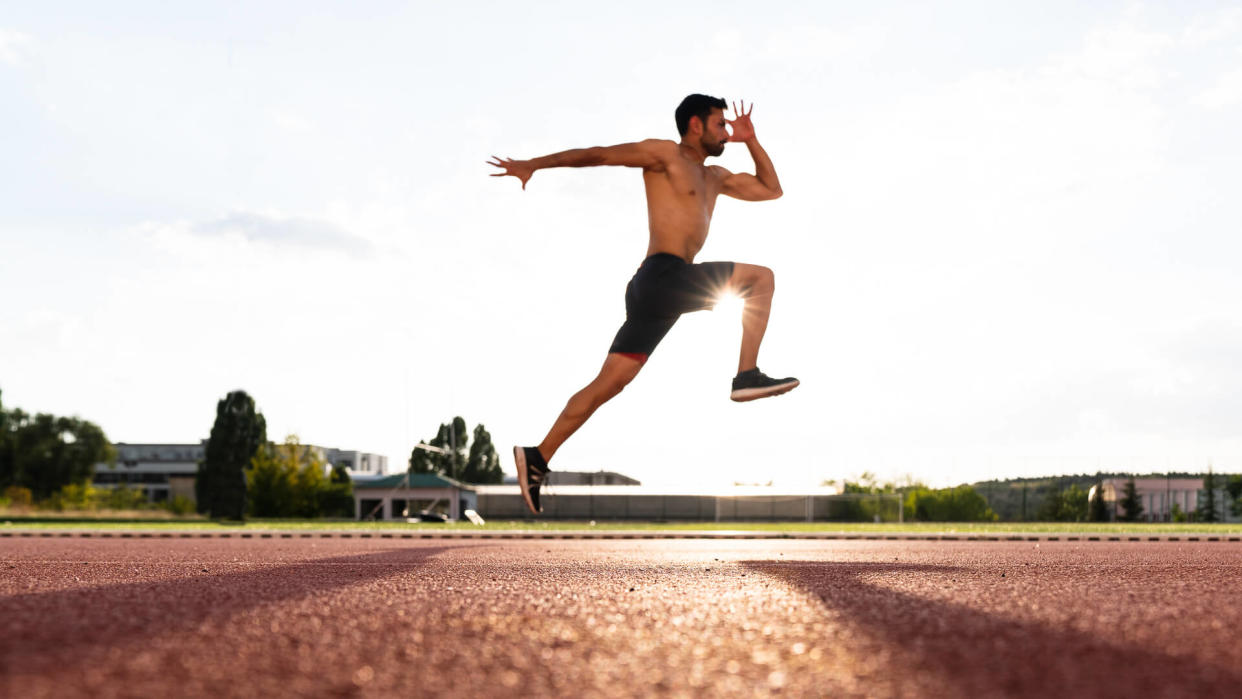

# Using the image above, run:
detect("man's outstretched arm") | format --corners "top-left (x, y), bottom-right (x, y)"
top-left (488, 139), bottom-right (672, 190)
top-left (720, 101), bottom-right (783, 202)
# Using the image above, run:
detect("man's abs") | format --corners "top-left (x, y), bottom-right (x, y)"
top-left (642, 168), bottom-right (717, 261)
top-left (646, 227), bottom-right (708, 262)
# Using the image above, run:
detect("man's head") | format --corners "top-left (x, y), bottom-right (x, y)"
top-left (675, 93), bottom-right (728, 157)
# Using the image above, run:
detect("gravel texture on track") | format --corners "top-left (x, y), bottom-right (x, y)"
top-left (2, 538), bottom-right (1240, 698)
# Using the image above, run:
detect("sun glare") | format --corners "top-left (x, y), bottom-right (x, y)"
top-left (714, 291), bottom-right (745, 317)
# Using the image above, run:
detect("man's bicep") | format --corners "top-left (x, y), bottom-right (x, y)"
top-left (597, 140), bottom-right (670, 169)
top-left (722, 172), bottom-right (779, 201)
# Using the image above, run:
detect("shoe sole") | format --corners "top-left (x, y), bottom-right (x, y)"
top-left (513, 446), bottom-right (540, 514)
top-left (730, 379), bottom-right (800, 402)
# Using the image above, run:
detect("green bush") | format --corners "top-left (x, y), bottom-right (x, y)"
top-left (100, 484), bottom-right (150, 510)
top-left (905, 485), bottom-right (998, 522)
top-left (248, 436), bottom-right (354, 518)
top-left (45, 483), bottom-right (96, 511)
top-left (1038, 483), bottom-right (1089, 522)
top-left (163, 495), bottom-right (196, 515)
top-left (42, 483), bottom-right (154, 511)
top-left (3, 485), bottom-right (33, 507)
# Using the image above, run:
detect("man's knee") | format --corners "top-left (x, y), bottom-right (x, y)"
top-left (737, 264), bottom-right (774, 296)
top-left (607, 365), bottom-right (641, 396)
top-left (602, 378), bottom-right (629, 401)
top-left (596, 355), bottom-right (643, 399)
top-left (758, 265), bottom-right (775, 291)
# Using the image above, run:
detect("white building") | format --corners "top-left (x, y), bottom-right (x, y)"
top-left (321, 448), bottom-right (389, 479)
top-left (93, 441), bottom-right (392, 503)
top-left (1093, 477), bottom-right (1240, 522)
top-left (353, 473), bottom-right (477, 521)
top-left (94, 443), bottom-right (201, 503)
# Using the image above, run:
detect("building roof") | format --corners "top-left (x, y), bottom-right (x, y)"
top-left (353, 473), bottom-right (474, 491)
top-left (1101, 478), bottom-right (1213, 490)
top-left (472, 484), bottom-right (843, 497)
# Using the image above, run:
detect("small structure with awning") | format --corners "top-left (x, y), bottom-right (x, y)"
top-left (353, 473), bottom-right (477, 521)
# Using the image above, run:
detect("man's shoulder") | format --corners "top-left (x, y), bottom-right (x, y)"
top-left (638, 139), bottom-right (679, 155)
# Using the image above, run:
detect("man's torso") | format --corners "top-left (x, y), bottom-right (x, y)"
top-left (641, 141), bottom-right (725, 262)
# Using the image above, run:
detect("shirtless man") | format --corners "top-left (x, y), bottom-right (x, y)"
top-left (488, 94), bottom-right (799, 515)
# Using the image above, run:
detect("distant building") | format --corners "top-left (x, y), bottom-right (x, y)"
top-left (93, 441), bottom-right (392, 503)
top-left (94, 443), bottom-right (201, 504)
top-left (474, 484), bottom-right (847, 521)
top-left (321, 448), bottom-right (389, 479)
top-left (502, 470), bottom-right (641, 486)
top-left (353, 473), bottom-right (477, 521)
top-left (1093, 477), bottom-right (1240, 522)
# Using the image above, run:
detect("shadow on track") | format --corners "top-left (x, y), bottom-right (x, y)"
top-left (743, 561), bottom-right (1242, 697)
top-left (2, 545), bottom-right (456, 663)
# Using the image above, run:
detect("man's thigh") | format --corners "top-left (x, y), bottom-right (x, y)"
top-left (664, 260), bottom-right (735, 313)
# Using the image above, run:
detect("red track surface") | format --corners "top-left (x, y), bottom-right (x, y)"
top-left (3, 538), bottom-right (1241, 697)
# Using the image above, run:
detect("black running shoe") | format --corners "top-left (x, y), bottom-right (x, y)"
top-left (730, 368), bottom-right (800, 402)
top-left (513, 446), bottom-right (550, 514)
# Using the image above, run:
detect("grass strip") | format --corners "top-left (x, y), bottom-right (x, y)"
top-left (3, 517), bottom-right (1241, 535)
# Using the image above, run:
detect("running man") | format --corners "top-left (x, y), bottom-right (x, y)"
top-left (489, 94), bottom-right (799, 515)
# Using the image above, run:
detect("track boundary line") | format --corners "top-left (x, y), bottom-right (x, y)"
top-left (2, 529), bottom-right (1240, 542)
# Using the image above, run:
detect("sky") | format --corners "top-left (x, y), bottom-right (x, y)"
top-left (3, 1), bottom-right (1241, 489)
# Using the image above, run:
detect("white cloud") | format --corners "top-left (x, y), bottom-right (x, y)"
top-left (1067, 17), bottom-right (1174, 90)
top-left (1183, 7), bottom-right (1242, 46)
top-left (1193, 65), bottom-right (1242, 109)
top-left (270, 110), bottom-right (316, 135)
top-left (191, 211), bottom-right (374, 255)
top-left (0, 27), bottom-right (32, 66)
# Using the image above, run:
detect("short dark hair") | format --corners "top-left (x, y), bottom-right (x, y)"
top-left (675, 94), bottom-right (727, 136)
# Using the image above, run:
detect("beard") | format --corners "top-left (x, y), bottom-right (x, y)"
top-left (702, 136), bottom-right (725, 157)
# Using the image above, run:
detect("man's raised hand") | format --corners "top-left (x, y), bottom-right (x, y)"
top-left (726, 100), bottom-right (756, 143)
top-left (488, 156), bottom-right (534, 190)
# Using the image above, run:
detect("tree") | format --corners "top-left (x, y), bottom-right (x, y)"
top-left (0, 389), bottom-right (7, 478)
top-left (247, 435), bottom-right (351, 518)
top-left (1226, 474), bottom-right (1242, 518)
top-left (197, 390), bottom-right (266, 520)
top-left (0, 390), bottom-right (115, 500)
top-left (323, 465), bottom-right (355, 518)
top-left (408, 417), bottom-right (503, 484)
top-left (1088, 478), bottom-right (1109, 522)
top-left (1118, 477), bottom-right (1143, 522)
top-left (843, 471), bottom-right (881, 493)
top-left (1039, 483), bottom-right (1088, 522)
top-left (1200, 468), bottom-right (1220, 523)
top-left (904, 485), bottom-right (997, 522)
top-left (463, 423), bottom-right (503, 484)
top-left (409, 416), bottom-right (467, 479)
top-left (247, 440), bottom-right (299, 518)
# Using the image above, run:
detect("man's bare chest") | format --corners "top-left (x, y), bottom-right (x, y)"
top-left (646, 165), bottom-right (717, 210)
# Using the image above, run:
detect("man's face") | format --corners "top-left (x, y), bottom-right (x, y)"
top-left (698, 108), bottom-right (728, 157)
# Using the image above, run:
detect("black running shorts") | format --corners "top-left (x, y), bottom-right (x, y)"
top-left (608, 253), bottom-right (735, 359)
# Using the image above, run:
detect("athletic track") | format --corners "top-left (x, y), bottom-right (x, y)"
top-left (3, 537), bottom-right (1240, 697)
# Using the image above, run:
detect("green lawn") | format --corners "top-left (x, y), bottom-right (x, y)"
top-left (3, 515), bottom-right (1241, 535)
